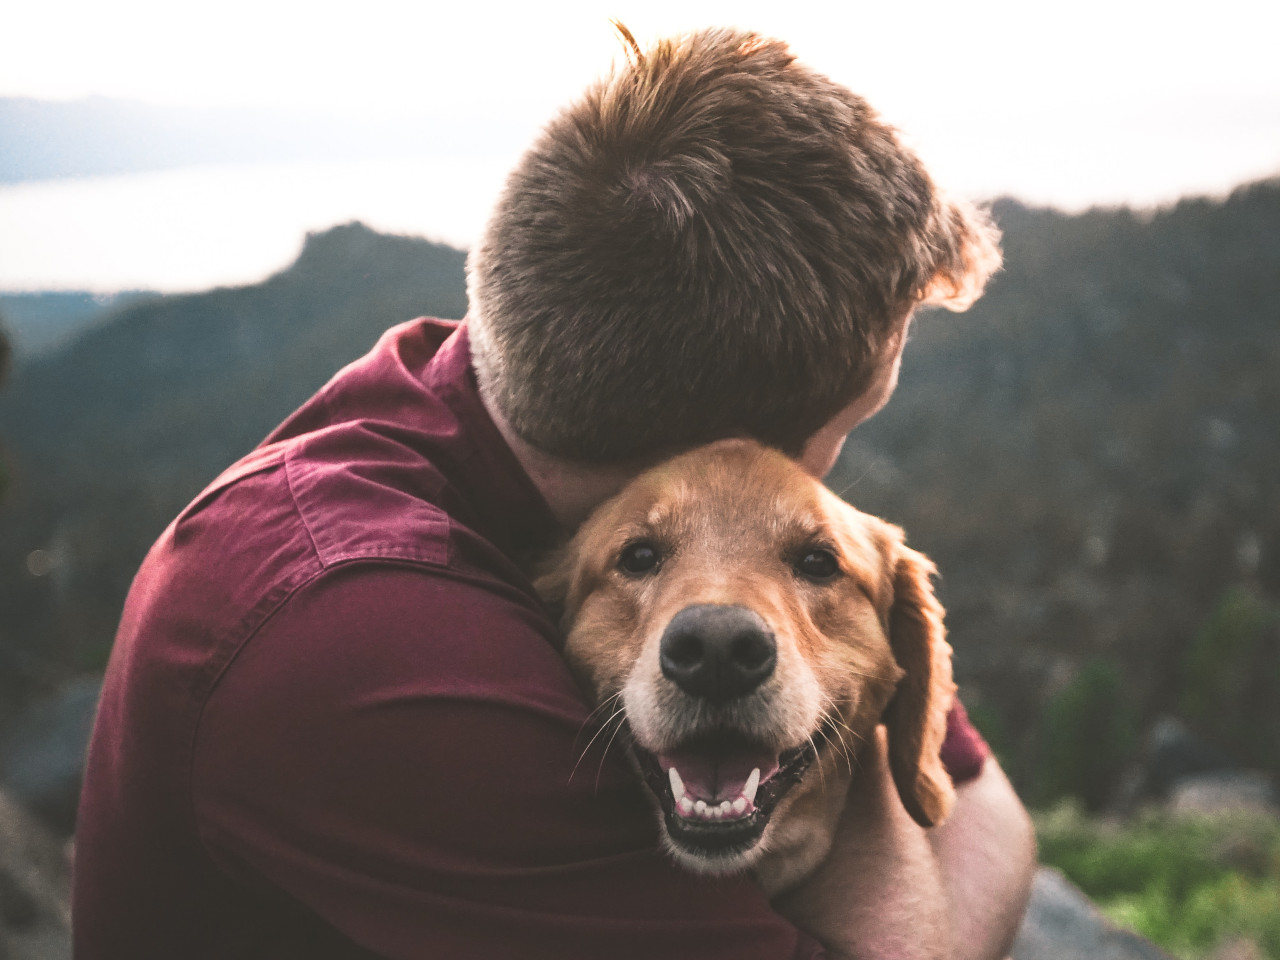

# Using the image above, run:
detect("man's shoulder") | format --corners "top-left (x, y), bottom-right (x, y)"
top-left (119, 406), bottom-right (487, 683)
top-left (147, 433), bottom-right (454, 628)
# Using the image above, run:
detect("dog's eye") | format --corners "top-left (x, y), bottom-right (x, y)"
top-left (795, 549), bottom-right (840, 582)
top-left (618, 541), bottom-right (662, 576)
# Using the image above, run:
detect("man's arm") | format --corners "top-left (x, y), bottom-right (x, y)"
top-left (772, 728), bottom-right (1036, 960)
top-left (930, 756), bottom-right (1037, 958)
top-left (192, 563), bottom-right (825, 959)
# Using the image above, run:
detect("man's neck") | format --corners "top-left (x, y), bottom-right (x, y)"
top-left (483, 394), bottom-right (639, 531)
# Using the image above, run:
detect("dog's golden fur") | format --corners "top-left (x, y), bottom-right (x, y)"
top-left (537, 439), bottom-right (956, 895)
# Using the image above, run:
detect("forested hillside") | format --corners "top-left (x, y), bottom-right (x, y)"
top-left (1, 183), bottom-right (1277, 807)
top-left (0, 222), bottom-right (467, 720)
top-left (0, 292), bottom-right (157, 359)
top-left (829, 180), bottom-right (1280, 803)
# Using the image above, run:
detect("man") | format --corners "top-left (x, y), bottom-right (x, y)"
top-left (74, 27), bottom-right (1035, 959)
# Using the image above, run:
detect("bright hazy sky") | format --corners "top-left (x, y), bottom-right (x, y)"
top-left (6, 0), bottom-right (1279, 199)
top-left (2, 0), bottom-right (1278, 291)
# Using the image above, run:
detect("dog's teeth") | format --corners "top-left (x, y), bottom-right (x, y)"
top-left (677, 796), bottom-right (694, 817)
top-left (709, 805), bottom-right (723, 820)
top-left (719, 800), bottom-right (733, 816)
top-left (694, 799), bottom-right (707, 816)
top-left (732, 797), bottom-right (747, 815)
top-left (743, 767), bottom-right (761, 804)
top-left (668, 766), bottom-right (685, 802)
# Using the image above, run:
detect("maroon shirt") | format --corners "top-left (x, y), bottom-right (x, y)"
top-left (74, 319), bottom-right (985, 959)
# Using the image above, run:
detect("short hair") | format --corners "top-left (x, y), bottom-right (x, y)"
top-left (467, 25), bottom-right (1000, 464)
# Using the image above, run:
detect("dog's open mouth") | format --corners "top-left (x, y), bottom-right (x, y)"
top-left (633, 729), bottom-right (817, 858)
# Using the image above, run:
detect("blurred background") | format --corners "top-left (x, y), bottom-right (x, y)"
top-left (1, 2), bottom-right (1277, 957)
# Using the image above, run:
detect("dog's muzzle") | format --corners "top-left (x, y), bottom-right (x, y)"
top-left (629, 603), bottom-right (817, 867)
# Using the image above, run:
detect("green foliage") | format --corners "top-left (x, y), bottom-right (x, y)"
top-left (1036, 658), bottom-right (1138, 810)
top-left (835, 179), bottom-right (1280, 796)
top-left (1037, 803), bottom-right (1280, 959)
top-left (960, 700), bottom-right (1014, 769)
top-left (1181, 586), bottom-right (1280, 772)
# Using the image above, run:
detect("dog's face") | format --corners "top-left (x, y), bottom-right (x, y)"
top-left (537, 439), bottom-right (955, 881)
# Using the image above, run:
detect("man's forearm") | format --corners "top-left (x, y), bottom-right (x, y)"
top-left (772, 730), bottom-right (1035, 960)
top-left (931, 758), bottom-right (1037, 959)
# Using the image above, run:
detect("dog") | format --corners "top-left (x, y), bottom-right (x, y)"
top-left (535, 438), bottom-right (957, 895)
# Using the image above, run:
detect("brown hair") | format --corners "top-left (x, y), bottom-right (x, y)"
top-left (467, 25), bottom-right (1000, 463)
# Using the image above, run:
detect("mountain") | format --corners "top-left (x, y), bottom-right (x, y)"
top-left (827, 180), bottom-right (1280, 803)
top-left (1, 184), bottom-right (1278, 806)
top-left (0, 222), bottom-right (467, 714)
top-left (0, 292), bottom-right (158, 360)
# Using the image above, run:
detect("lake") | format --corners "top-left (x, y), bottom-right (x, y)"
top-left (0, 157), bottom-right (514, 293)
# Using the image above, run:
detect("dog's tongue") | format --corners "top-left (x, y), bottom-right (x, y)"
top-left (657, 748), bottom-right (780, 803)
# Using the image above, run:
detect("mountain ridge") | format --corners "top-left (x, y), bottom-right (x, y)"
top-left (1, 184), bottom-right (1278, 805)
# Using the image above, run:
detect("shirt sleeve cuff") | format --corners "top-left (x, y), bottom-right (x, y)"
top-left (940, 699), bottom-right (989, 785)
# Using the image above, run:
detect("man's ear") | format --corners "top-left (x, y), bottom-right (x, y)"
top-left (882, 541), bottom-right (957, 828)
top-left (918, 196), bottom-right (1002, 312)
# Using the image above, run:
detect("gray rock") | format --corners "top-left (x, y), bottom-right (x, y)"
top-left (0, 788), bottom-right (70, 960)
top-left (1116, 715), bottom-right (1227, 811)
top-left (1012, 867), bottom-right (1174, 960)
top-left (1170, 771), bottom-right (1277, 817)
top-left (0, 678), bottom-right (101, 835)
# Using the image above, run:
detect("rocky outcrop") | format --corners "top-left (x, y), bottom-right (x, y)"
top-left (0, 679), bottom-right (100, 836)
top-left (1170, 771), bottom-right (1277, 817)
top-left (1013, 868), bottom-right (1174, 960)
top-left (0, 788), bottom-right (70, 960)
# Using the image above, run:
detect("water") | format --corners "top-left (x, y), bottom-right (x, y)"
top-left (0, 157), bottom-right (514, 293)
top-left (2, 112), bottom-right (1277, 295)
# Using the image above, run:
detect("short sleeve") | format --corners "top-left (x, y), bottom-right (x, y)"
top-left (192, 562), bottom-right (824, 960)
top-left (940, 700), bottom-right (989, 785)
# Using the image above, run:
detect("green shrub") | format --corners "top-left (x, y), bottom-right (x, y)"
top-left (960, 699), bottom-right (1014, 770)
top-left (1035, 802), bottom-right (1280, 959)
top-left (1036, 658), bottom-right (1139, 809)
top-left (1181, 586), bottom-right (1280, 774)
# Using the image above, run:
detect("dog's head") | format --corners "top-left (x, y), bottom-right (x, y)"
top-left (537, 439), bottom-right (955, 875)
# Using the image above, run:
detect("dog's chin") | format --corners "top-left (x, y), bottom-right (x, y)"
top-left (631, 729), bottom-right (819, 875)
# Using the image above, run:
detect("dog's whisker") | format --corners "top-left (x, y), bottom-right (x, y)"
top-left (824, 714), bottom-right (854, 753)
top-left (575, 692), bottom-right (624, 743)
top-left (833, 718), bottom-right (867, 753)
top-left (844, 671), bottom-right (901, 683)
top-left (569, 704), bottom-right (628, 786)
top-left (820, 704), bottom-right (861, 740)
top-left (814, 725), bottom-right (839, 771)
top-left (816, 704), bottom-right (861, 775)
top-left (816, 718), bottom-right (855, 776)
top-left (593, 715), bottom-right (633, 794)
top-left (832, 720), bottom-right (865, 749)
top-left (831, 468), bottom-right (869, 499)
top-left (806, 733), bottom-right (831, 791)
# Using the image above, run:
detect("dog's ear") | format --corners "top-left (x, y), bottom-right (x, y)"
top-left (532, 542), bottom-right (575, 629)
top-left (882, 541), bottom-right (957, 828)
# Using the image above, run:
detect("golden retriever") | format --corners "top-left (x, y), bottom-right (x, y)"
top-left (536, 438), bottom-right (957, 895)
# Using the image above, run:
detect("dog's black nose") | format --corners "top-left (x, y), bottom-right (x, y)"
top-left (659, 604), bottom-right (776, 704)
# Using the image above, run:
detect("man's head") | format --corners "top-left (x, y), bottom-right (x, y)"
top-left (468, 25), bottom-right (1000, 465)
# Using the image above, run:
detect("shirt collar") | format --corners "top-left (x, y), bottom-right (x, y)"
top-left (423, 321), bottom-right (560, 558)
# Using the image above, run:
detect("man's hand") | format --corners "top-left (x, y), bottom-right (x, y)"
top-left (771, 728), bottom-right (1036, 960)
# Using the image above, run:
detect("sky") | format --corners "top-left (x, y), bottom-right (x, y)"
top-left (2, 0), bottom-right (1278, 291)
